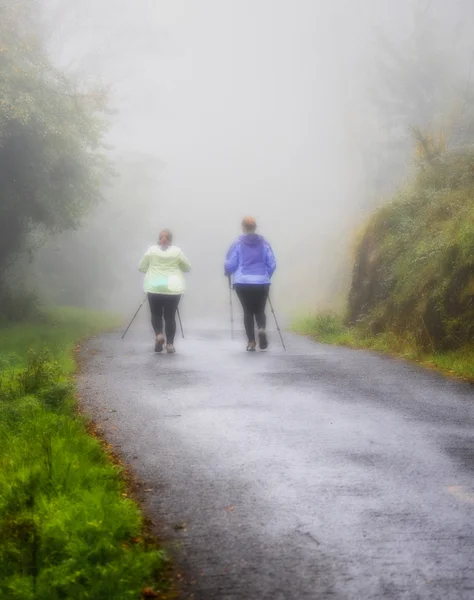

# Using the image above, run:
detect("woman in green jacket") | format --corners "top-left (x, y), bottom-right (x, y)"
top-left (139, 229), bottom-right (191, 353)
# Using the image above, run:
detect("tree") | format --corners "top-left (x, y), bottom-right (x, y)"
top-left (33, 152), bottom-right (164, 312)
top-left (0, 0), bottom-right (109, 282)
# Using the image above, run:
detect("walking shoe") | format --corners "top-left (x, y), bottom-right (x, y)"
top-left (258, 328), bottom-right (268, 350)
top-left (246, 341), bottom-right (256, 352)
top-left (154, 334), bottom-right (165, 353)
top-left (166, 343), bottom-right (176, 354)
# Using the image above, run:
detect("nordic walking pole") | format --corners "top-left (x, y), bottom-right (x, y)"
top-left (268, 295), bottom-right (286, 351)
top-left (122, 294), bottom-right (147, 340)
top-left (177, 306), bottom-right (184, 339)
top-left (228, 276), bottom-right (234, 340)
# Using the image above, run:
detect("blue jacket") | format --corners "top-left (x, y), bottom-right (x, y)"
top-left (225, 234), bottom-right (276, 285)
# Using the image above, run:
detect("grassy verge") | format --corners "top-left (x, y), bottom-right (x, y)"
top-left (293, 312), bottom-right (474, 382)
top-left (0, 308), bottom-right (171, 599)
top-left (0, 307), bottom-right (122, 373)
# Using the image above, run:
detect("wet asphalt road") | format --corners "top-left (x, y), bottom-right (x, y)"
top-left (78, 323), bottom-right (474, 600)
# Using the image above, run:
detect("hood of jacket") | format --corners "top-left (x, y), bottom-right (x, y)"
top-left (239, 233), bottom-right (263, 246)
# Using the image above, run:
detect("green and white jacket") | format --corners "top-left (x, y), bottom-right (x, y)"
top-left (139, 245), bottom-right (191, 295)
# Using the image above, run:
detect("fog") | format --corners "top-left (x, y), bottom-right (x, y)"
top-left (34, 0), bottom-right (474, 319)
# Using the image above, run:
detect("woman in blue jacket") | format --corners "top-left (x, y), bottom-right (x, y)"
top-left (225, 217), bottom-right (277, 351)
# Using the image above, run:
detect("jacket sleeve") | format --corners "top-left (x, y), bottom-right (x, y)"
top-left (224, 242), bottom-right (239, 275)
top-left (265, 242), bottom-right (276, 278)
top-left (179, 250), bottom-right (191, 273)
top-left (138, 249), bottom-right (151, 273)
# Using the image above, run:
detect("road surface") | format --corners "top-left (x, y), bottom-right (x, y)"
top-left (78, 323), bottom-right (474, 600)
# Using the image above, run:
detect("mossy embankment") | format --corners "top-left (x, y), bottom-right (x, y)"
top-left (295, 142), bottom-right (474, 382)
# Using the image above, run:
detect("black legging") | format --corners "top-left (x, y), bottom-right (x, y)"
top-left (234, 284), bottom-right (269, 342)
top-left (147, 293), bottom-right (181, 343)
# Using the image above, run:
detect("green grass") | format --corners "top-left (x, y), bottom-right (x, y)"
top-left (293, 312), bottom-right (474, 382)
top-left (0, 307), bottom-right (122, 373)
top-left (0, 308), bottom-right (170, 599)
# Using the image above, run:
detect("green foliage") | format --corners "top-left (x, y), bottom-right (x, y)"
top-left (293, 312), bottom-right (346, 340)
top-left (0, 0), bottom-right (110, 286)
top-left (348, 139), bottom-right (474, 351)
top-left (0, 310), bottom-right (166, 598)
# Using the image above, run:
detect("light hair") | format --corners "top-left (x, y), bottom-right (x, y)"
top-left (158, 229), bottom-right (173, 244)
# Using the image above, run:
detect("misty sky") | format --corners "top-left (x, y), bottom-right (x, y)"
top-left (41, 0), bottom-right (474, 315)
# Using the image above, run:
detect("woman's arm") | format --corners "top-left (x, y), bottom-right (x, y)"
top-left (265, 242), bottom-right (276, 278)
top-left (179, 250), bottom-right (191, 272)
top-left (224, 242), bottom-right (239, 275)
top-left (138, 249), bottom-right (151, 273)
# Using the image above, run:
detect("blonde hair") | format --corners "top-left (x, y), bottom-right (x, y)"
top-left (158, 229), bottom-right (173, 244)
